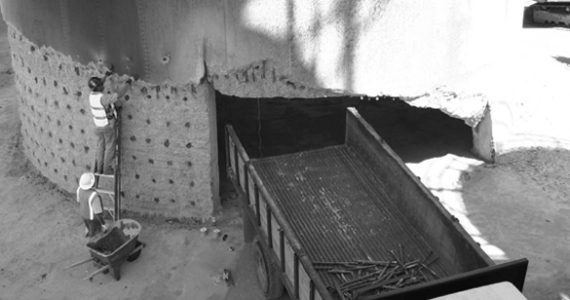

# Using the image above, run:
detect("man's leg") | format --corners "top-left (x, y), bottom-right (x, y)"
top-left (94, 129), bottom-right (106, 174)
top-left (103, 120), bottom-right (117, 174)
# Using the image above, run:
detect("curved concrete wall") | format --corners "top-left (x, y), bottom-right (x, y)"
top-left (0, 0), bottom-right (523, 97)
top-left (0, 0), bottom-right (524, 217)
top-left (9, 26), bottom-right (218, 218)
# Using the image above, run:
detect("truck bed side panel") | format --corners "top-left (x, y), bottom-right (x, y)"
top-left (344, 108), bottom-right (492, 272)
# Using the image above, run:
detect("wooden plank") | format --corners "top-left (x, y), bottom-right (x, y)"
top-left (299, 265), bottom-right (311, 300)
top-left (284, 237), bottom-right (295, 287)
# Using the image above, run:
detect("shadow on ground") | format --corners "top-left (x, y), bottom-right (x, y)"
top-left (461, 148), bottom-right (570, 300)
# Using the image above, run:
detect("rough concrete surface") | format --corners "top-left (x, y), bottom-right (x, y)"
top-left (0, 0), bottom-right (522, 98)
top-left (8, 24), bottom-right (218, 218)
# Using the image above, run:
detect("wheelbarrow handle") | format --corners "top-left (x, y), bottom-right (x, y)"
top-left (83, 265), bottom-right (110, 281)
top-left (65, 257), bottom-right (95, 270)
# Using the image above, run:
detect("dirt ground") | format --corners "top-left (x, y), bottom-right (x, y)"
top-left (1, 16), bottom-right (570, 300)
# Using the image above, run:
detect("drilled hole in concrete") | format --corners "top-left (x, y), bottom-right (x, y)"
top-left (185, 142), bottom-right (192, 148)
top-left (58, 139), bottom-right (63, 144)
top-left (43, 55), bottom-right (48, 61)
top-left (170, 199), bottom-right (175, 203)
top-left (66, 104), bottom-right (71, 110)
top-left (135, 174), bottom-right (140, 179)
top-left (169, 179), bottom-right (174, 184)
top-left (147, 95), bottom-right (151, 99)
top-left (48, 132), bottom-right (52, 138)
top-left (154, 197), bottom-right (159, 203)
top-left (166, 121), bottom-right (170, 127)
top-left (167, 161), bottom-right (173, 166)
top-left (145, 138), bottom-right (151, 144)
top-left (79, 109), bottom-right (85, 115)
top-left (54, 168), bottom-right (58, 174)
top-left (146, 119), bottom-right (151, 124)
top-left (183, 97), bottom-right (188, 101)
top-left (127, 114), bottom-right (133, 120)
top-left (151, 178), bottom-right (156, 183)
top-left (190, 181), bottom-right (195, 187)
top-left (68, 125), bottom-right (73, 130)
top-left (80, 129), bottom-right (85, 134)
top-left (164, 140), bottom-right (170, 147)
top-left (84, 146), bottom-right (89, 153)
top-left (124, 95), bottom-right (130, 101)
top-left (190, 201), bottom-right (195, 206)
top-left (184, 122), bottom-right (190, 128)
top-left (53, 80), bottom-right (58, 87)
top-left (130, 136), bottom-right (136, 142)
top-left (136, 194), bottom-right (140, 199)
top-left (148, 159), bottom-right (154, 164)
top-left (120, 191), bottom-right (125, 197)
top-left (132, 155), bottom-right (137, 160)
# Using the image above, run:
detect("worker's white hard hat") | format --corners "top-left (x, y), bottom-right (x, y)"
top-left (79, 172), bottom-right (95, 190)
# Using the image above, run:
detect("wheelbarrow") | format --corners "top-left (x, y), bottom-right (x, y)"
top-left (67, 219), bottom-right (145, 281)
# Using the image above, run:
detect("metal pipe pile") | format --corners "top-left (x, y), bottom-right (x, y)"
top-left (313, 246), bottom-right (439, 300)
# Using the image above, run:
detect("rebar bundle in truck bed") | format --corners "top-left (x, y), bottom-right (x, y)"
top-left (314, 246), bottom-right (439, 299)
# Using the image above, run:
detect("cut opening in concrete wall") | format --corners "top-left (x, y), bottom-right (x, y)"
top-left (215, 92), bottom-right (474, 205)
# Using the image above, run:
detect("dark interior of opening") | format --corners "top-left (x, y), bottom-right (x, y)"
top-left (216, 92), bottom-right (473, 203)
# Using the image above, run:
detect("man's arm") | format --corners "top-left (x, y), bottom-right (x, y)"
top-left (89, 194), bottom-right (105, 225)
top-left (107, 74), bottom-right (132, 105)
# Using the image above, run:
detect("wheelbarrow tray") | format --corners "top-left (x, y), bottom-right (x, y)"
top-left (88, 235), bottom-right (139, 265)
top-left (86, 219), bottom-right (143, 280)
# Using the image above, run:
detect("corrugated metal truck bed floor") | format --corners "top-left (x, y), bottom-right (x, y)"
top-left (251, 145), bottom-right (449, 286)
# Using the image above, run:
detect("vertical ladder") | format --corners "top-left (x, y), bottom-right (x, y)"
top-left (93, 109), bottom-right (122, 222)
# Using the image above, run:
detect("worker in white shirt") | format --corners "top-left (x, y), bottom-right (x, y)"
top-left (77, 172), bottom-right (106, 237)
top-left (87, 73), bottom-right (132, 174)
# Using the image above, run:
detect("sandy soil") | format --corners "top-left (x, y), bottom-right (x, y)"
top-left (1, 15), bottom-right (570, 300)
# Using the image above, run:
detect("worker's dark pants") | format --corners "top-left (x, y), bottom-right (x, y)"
top-left (83, 217), bottom-right (103, 238)
top-left (94, 119), bottom-right (116, 174)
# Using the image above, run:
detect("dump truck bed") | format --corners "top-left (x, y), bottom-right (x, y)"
top-left (226, 107), bottom-right (527, 299)
top-left (251, 145), bottom-right (447, 286)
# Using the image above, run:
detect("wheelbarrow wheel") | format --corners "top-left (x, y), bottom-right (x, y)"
top-left (254, 239), bottom-right (283, 299)
top-left (127, 241), bottom-right (143, 262)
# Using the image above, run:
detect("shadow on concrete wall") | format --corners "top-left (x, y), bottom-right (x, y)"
top-left (217, 0), bottom-right (470, 168)
top-left (216, 92), bottom-right (474, 185)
